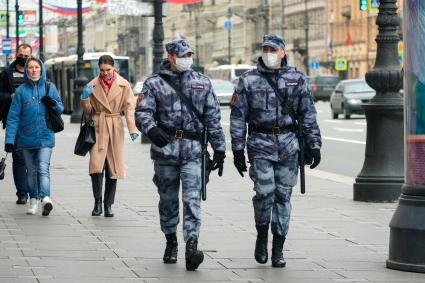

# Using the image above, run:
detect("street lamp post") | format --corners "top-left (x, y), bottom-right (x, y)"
top-left (263, 0), bottom-right (269, 35)
top-left (353, 0), bottom-right (403, 202)
top-left (304, 0), bottom-right (309, 75)
top-left (6, 0), bottom-right (9, 39)
top-left (386, 0), bottom-right (425, 273)
top-left (141, 0), bottom-right (164, 143)
top-left (226, 7), bottom-right (232, 64)
top-left (39, 0), bottom-right (44, 61)
top-left (70, 0), bottom-right (88, 123)
top-left (152, 0), bottom-right (164, 74)
top-left (15, 0), bottom-right (19, 51)
top-left (194, 15), bottom-right (200, 67)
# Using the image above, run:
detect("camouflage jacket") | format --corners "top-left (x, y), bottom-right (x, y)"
top-left (230, 57), bottom-right (321, 162)
top-left (135, 59), bottom-right (226, 163)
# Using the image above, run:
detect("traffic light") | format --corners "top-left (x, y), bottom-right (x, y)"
top-left (17, 11), bottom-right (24, 25)
top-left (360, 0), bottom-right (368, 11)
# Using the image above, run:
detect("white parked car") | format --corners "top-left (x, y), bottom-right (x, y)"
top-left (211, 79), bottom-right (234, 105)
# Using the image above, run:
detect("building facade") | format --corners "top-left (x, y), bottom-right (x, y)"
top-left (52, 8), bottom-right (152, 84)
top-left (328, 0), bottom-right (403, 79)
top-left (164, 0), bottom-right (404, 79)
top-left (164, 0), bottom-right (327, 75)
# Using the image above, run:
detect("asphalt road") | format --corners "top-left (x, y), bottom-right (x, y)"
top-left (220, 101), bottom-right (367, 179)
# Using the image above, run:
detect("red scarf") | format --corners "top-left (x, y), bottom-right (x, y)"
top-left (99, 71), bottom-right (116, 96)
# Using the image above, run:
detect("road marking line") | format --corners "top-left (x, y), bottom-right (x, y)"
top-left (226, 137), bottom-right (365, 146)
top-left (355, 122), bottom-right (367, 126)
top-left (334, 127), bottom-right (364, 133)
top-left (322, 119), bottom-right (343, 124)
top-left (221, 122), bottom-right (230, 126)
top-left (306, 169), bottom-right (355, 185)
top-left (323, 136), bottom-right (365, 145)
top-left (223, 147), bottom-right (355, 185)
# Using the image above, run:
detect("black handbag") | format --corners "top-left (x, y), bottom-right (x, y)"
top-left (74, 112), bottom-right (96, 156)
top-left (44, 82), bottom-right (64, 133)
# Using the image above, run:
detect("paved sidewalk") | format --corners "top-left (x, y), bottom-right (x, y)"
top-left (0, 116), bottom-right (424, 283)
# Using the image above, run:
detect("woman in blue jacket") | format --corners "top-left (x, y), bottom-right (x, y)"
top-left (4, 57), bottom-right (64, 216)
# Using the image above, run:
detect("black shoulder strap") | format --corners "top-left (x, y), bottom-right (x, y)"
top-left (45, 81), bottom-right (51, 97)
top-left (158, 73), bottom-right (205, 127)
top-left (259, 72), bottom-right (299, 124)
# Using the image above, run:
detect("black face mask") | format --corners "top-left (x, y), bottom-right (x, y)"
top-left (16, 56), bottom-right (28, 67)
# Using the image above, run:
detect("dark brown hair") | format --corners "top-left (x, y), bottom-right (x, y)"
top-left (18, 43), bottom-right (32, 53)
top-left (98, 55), bottom-right (114, 67)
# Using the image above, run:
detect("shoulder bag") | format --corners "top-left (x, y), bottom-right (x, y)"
top-left (45, 82), bottom-right (64, 133)
top-left (74, 112), bottom-right (96, 156)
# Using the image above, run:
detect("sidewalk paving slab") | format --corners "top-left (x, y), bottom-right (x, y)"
top-left (0, 116), bottom-right (424, 282)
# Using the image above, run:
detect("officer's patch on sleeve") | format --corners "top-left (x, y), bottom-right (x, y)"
top-left (191, 84), bottom-right (204, 90)
top-left (231, 92), bottom-right (238, 106)
top-left (286, 81), bottom-right (299, 87)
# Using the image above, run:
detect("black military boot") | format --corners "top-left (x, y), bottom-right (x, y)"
top-left (163, 233), bottom-right (178, 264)
top-left (271, 235), bottom-right (286, 268)
top-left (90, 174), bottom-right (103, 216)
top-left (185, 239), bottom-right (204, 271)
top-left (104, 176), bottom-right (116, 218)
top-left (255, 225), bottom-right (269, 264)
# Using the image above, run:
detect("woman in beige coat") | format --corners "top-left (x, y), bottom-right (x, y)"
top-left (80, 55), bottom-right (139, 217)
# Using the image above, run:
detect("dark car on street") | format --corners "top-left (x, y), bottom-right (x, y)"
top-left (330, 79), bottom-right (375, 119)
top-left (310, 75), bottom-right (340, 101)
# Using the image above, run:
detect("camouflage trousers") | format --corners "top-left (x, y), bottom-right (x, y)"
top-left (249, 154), bottom-right (298, 236)
top-left (153, 160), bottom-right (202, 242)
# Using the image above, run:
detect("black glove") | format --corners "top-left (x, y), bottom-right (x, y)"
top-left (211, 150), bottom-right (226, 177)
top-left (147, 127), bottom-right (170, 148)
top-left (41, 96), bottom-right (57, 107)
top-left (309, 149), bottom-right (321, 169)
top-left (4, 144), bottom-right (13, 153)
top-left (233, 149), bottom-right (247, 177)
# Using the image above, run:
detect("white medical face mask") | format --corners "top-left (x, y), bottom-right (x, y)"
top-left (262, 52), bottom-right (281, 69)
top-left (29, 75), bottom-right (40, 82)
top-left (175, 57), bottom-right (193, 72)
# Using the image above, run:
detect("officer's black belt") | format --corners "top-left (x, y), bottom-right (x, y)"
top-left (159, 125), bottom-right (201, 140)
top-left (249, 124), bottom-right (295, 135)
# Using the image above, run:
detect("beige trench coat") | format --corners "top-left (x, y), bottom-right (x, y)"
top-left (80, 74), bottom-right (138, 179)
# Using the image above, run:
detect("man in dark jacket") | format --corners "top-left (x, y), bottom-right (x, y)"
top-left (0, 43), bottom-right (32, 204)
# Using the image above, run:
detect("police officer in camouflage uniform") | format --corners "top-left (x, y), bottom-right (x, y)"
top-left (135, 38), bottom-right (226, 271)
top-left (230, 34), bottom-right (321, 268)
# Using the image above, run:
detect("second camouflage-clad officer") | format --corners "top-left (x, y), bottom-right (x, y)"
top-left (135, 38), bottom-right (226, 271)
top-left (230, 35), bottom-right (322, 267)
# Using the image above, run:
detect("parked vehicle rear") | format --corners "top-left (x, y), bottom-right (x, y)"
top-left (311, 76), bottom-right (340, 101)
top-left (330, 79), bottom-right (375, 119)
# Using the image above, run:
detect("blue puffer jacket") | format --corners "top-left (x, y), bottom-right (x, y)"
top-left (5, 59), bottom-right (64, 150)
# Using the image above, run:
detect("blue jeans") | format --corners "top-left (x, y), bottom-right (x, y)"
top-left (12, 148), bottom-right (28, 198)
top-left (21, 148), bottom-right (53, 200)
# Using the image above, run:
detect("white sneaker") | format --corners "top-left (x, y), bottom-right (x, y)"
top-left (27, 198), bottom-right (38, 215)
top-left (41, 196), bottom-right (53, 216)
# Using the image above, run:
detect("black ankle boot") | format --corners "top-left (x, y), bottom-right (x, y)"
top-left (163, 233), bottom-right (178, 264)
top-left (91, 173), bottom-right (103, 216)
top-left (185, 239), bottom-right (204, 271)
top-left (92, 199), bottom-right (102, 216)
top-left (255, 225), bottom-right (269, 264)
top-left (104, 204), bottom-right (114, 217)
top-left (104, 170), bottom-right (116, 218)
top-left (271, 235), bottom-right (286, 268)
